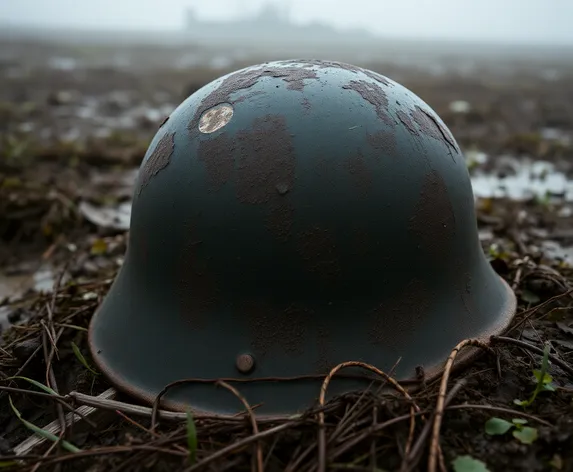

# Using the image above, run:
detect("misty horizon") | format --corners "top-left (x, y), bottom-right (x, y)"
top-left (2, 0), bottom-right (573, 46)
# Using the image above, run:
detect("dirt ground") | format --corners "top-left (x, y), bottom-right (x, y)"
top-left (1, 38), bottom-right (573, 472)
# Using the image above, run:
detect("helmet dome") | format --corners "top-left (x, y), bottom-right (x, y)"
top-left (88, 59), bottom-right (516, 417)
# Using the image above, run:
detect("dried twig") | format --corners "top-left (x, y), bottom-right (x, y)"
top-left (491, 336), bottom-right (573, 378)
top-left (317, 361), bottom-right (419, 472)
top-left (428, 339), bottom-right (492, 472)
top-left (216, 380), bottom-right (264, 472)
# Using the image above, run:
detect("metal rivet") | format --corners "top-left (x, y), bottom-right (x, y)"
top-left (236, 353), bottom-right (255, 374)
top-left (198, 103), bottom-right (234, 134)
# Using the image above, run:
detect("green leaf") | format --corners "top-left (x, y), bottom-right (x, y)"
top-left (71, 342), bottom-right (99, 376)
top-left (516, 343), bottom-right (554, 407)
top-left (513, 426), bottom-right (538, 444)
top-left (452, 455), bottom-right (490, 472)
top-left (0, 461), bottom-right (18, 468)
top-left (533, 370), bottom-right (553, 385)
top-left (186, 409), bottom-right (197, 464)
top-left (549, 454), bottom-right (563, 469)
top-left (485, 417), bottom-right (514, 435)
top-left (512, 418), bottom-right (528, 426)
top-left (9, 396), bottom-right (81, 453)
top-left (56, 323), bottom-right (88, 332)
top-left (5, 376), bottom-right (58, 396)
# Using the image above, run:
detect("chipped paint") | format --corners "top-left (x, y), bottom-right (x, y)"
top-left (282, 59), bottom-right (393, 86)
top-left (345, 152), bottom-right (373, 195)
top-left (410, 106), bottom-right (459, 158)
top-left (397, 110), bottom-right (418, 136)
top-left (367, 130), bottom-right (397, 157)
top-left (198, 132), bottom-right (235, 191)
top-left (137, 131), bottom-right (175, 195)
top-left (232, 90), bottom-right (265, 104)
top-left (296, 227), bottom-right (340, 281)
top-left (408, 170), bottom-right (456, 263)
top-left (265, 201), bottom-right (295, 243)
top-left (189, 64), bottom-right (319, 133)
top-left (198, 103), bottom-right (234, 134)
top-left (342, 80), bottom-right (393, 126)
top-left (198, 112), bottom-right (297, 243)
top-left (235, 114), bottom-right (296, 205)
top-left (368, 278), bottom-right (432, 348)
top-left (246, 301), bottom-right (309, 357)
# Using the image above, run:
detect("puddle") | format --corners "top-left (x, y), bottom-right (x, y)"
top-left (541, 241), bottom-right (573, 263)
top-left (470, 158), bottom-right (573, 201)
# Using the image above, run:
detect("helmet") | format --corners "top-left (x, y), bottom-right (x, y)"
top-left (88, 59), bottom-right (516, 417)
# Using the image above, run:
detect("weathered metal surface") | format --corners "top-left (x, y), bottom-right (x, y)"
top-left (198, 103), bottom-right (234, 134)
top-left (88, 59), bottom-right (517, 418)
top-left (137, 131), bottom-right (175, 195)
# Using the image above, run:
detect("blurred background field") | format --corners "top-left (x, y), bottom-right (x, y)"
top-left (1, 2), bottom-right (573, 471)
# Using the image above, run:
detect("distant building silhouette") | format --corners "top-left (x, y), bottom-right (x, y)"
top-left (183, 1), bottom-right (374, 44)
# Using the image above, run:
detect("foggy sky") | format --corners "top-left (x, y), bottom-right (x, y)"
top-left (2, 0), bottom-right (573, 45)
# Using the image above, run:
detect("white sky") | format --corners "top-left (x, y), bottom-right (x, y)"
top-left (2, 0), bottom-right (573, 44)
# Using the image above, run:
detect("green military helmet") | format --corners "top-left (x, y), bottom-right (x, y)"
top-left (88, 59), bottom-right (516, 418)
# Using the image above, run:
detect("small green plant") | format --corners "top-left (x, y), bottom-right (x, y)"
top-left (485, 417), bottom-right (538, 444)
top-left (186, 409), bottom-right (197, 464)
top-left (9, 396), bottom-right (81, 453)
top-left (5, 376), bottom-right (58, 395)
top-left (452, 455), bottom-right (490, 472)
top-left (71, 341), bottom-right (100, 376)
top-left (514, 343), bottom-right (555, 407)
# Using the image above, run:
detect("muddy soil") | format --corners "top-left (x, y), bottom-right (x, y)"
top-left (1, 38), bottom-right (573, 472)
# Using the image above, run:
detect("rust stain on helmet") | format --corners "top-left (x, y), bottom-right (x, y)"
top-left (410, 106), bottom-right (459, 157)
top-left (198, 112), bottom-right (298, 243)
top-left (408, 170), bottom-right (456, 263)
top-left (138, 131), bottom-right (175, 195)
top-left (345, 152), bottom-right (373, 196)
top-left (368, 278), bottom-right (432, 349)
top-left (266, 201), bottom-right (295, 243)
top-left (296, 227), bottom-right (341, 282)
top-left (342, 80), bottom-right (394, 126)
top-left (236, 114), bottom-right (296, 205)
top-left (177, 226), bottom-right (218, 331)
top-left (246, 301), bottom-right (309, 358)
top-left (198, 133), bottom-right (235, 191)
top-left (189, 65), bottom-right (319, 133)
top-left (367, 130), bottom-right (397, 157)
